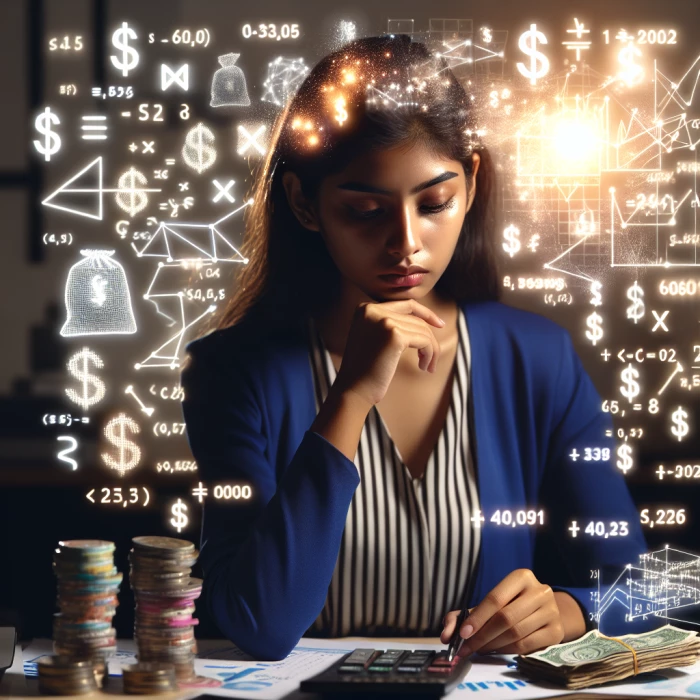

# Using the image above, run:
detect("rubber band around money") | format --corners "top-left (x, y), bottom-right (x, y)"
top-left (597, 634), bottom-right (639, 675)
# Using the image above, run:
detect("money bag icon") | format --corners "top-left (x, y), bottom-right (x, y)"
top-left (210, 53), bottom-right (251, 107)
top-left (61, 249), bottom-right (137, 337)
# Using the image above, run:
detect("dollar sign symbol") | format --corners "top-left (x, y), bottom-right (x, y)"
top-left (65, 348), bottom-right (106, 411)
top-left (182, 123), bottom-right (217, 174)
top-left (481, 27), bottom-right (493, 43)
top-left (626, 281), bottom-right (645, 324)
top-left (618, 43), bottom-right (643, 85)
top-left (502, 224), bottom-right (521, 257)
top-left (671, 407), bottom-right (689, 441)
top-left (110, 21), bottom-right (139, 77)
top-left (616, 444), bottom-right (633, 474)
top-left (170, 499), bottom-right (189, 532)
top-left (620, 363), bottom-right (640, 402)
top-left (102, 413), bottom-right (141, 476)
top-left (115, 167), bottom-right (149, 217)
top-left (585, 311), bottom-right (603, 346)
top-left (90, 275), bottom-right (108, 307)
top-left (590, 281), bottom-right (602, 306)
top-left (516, 23), bottom-right (550, 85)
top-left (335, 96), bottom-right (348, 126)
top-left (33, 107), bottom-right (61, 162)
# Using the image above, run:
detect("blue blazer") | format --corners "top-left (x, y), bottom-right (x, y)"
top-left (181, 300), bottom-right (654, 661)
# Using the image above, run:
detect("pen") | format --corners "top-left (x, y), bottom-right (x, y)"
top-left (447, 607), bottom-right (470, 663)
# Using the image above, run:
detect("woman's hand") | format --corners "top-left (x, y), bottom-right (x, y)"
top-left (332, 299), bottom-right (444, 408)
top-left (440, 569), bottom-right (585, 656)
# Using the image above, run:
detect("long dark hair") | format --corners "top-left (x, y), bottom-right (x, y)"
top-left (211, 34), bottom-right (500, 334)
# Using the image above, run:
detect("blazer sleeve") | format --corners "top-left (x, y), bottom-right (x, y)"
top-left (537, 329), bottom-right (662, 635)
top-left (180, 335), bottom-right (360, 660)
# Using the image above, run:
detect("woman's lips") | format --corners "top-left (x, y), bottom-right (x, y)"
top-left (378, 272), bottom-right (427, 287)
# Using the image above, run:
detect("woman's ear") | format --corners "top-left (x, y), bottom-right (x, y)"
top-left (282, 171), bottom-right (320, 231)
top-left (466, 152), bottom-right (481, 212)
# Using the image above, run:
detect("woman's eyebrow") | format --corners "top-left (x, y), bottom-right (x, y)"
top-left (337, 170), bottom-right (459, 195)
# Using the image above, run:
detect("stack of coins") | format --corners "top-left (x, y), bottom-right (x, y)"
top-left (52, 540), bottom-right (121, 663)
top-left (129, 536), bottom-right (202, 685)
top-left (37, 656), bottom-right (98, 695)
top-left (122, 662), bottom-right (179, 694)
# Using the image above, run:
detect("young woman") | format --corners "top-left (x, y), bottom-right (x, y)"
top-left (181, 35), bottom-right (649, 661)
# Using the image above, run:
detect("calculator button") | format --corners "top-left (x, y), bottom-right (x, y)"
top-left (427, 665), bottom-right (453, 673)
top-left (344, 649), bottom-right (377, 665)
top-left (367, 665), bottom-right (392, 672)
top-left (431, 652), bottom-right (459, 666)
top-left (338, 665), bottom-right (363, 673)
top-left (396, 665), bottom-right (422, 673)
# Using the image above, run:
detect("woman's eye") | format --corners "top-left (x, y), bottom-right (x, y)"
top-left (347, 196), bottom-right (455, 220)
top-left (421, 196), bottom-right (455, 215)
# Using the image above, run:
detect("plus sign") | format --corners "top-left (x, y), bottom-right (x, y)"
top-left (128, 142), bottom-right (138, 152)
top-left (601, 349), bottom-right (611, 361)
top-left (471, 510), bottom-right (485, 528)
top-left (569, 448), bottom-right (580, 461)
top-left (191, 482), bottom-right (209, 503)
top-left (656, 465), bottom-right (666, 480)
top-left (568, 520), bottom-right (580, 537)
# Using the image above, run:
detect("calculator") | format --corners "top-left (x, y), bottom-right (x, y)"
top-left (299, 648), bottom-right (471, 696)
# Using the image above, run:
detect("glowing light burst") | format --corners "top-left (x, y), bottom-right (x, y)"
top-left (261, 57), bottom-right (309, 106)
top-left (552, 118), bottom-right (600, 167)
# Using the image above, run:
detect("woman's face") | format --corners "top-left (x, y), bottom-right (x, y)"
top-left (286, 140), bottom-right (480, 302)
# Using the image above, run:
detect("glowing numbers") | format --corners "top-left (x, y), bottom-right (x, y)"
top-left (56, 436), bottom-right (79, 471)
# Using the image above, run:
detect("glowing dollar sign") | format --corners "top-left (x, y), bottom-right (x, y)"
top-left (516, 23), bottom-right (549, 85)
top-left (585, 312), bottom-right (603, 346)
top-left (33, 107), bottom-right (61, 162)
top-left (616, 444), bottom-right (633, 474)
top-left (335, 96), bottom-right (348, 125)
top-left (170, 499), bottom-right (189, 532)
top-left (618, 43), bottom-right (643, 85)
top-left (590, 280), bottom-right (602, 306)
top-left (502, 224), bottom-right (521, 257)
top-left (110, 21), bottom-right (139, 77)
top-left (620, 363), bottom-right (640, 402)
top-left (626, 281), bottom-right (645, 324)
top-left (102, 413), bottom-right (141, 476)
top-left (115, 167), bottom-right (149, 217)
top-left (182, 122), bottom-right (217, 174)
top-left (90, 275), bottom-right (108, 307)
top-left (671, 407), bottom-right (689, 442)
top-left (65, 348), bottom-right (106, 411)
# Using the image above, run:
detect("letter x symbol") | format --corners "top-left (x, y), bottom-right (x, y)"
top-left (212, 179), bottom-right (235, 203)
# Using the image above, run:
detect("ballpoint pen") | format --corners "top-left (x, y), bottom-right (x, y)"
top-left (447, 606), bottom-right (470, 663)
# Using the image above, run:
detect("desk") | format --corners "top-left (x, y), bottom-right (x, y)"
top-left (0, 638), bottom-right (692, 700)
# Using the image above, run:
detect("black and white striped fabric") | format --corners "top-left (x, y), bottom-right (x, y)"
top-left (305, 308), bottom-right (481, 636)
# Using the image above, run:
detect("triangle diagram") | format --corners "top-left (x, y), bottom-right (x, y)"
top-left (42, 156), bottom-right (103, 220)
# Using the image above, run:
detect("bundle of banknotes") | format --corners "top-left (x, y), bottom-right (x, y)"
top-left (517, 624), bottom-right (700, 689)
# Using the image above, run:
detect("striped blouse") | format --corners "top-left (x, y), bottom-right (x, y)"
top-left (305, 307), bottom-right (481, 637)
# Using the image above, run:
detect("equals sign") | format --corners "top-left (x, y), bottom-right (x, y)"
top-left (605, 430), bottom-right (612, 437)
top-left (121, 111), bottom-right (131, 117)
top-left (625, 200), bottom-right (636, 207)
top-left (81, 115), bottom-right (108, 140)
top-left (91, 87), bottom-right (102, 98)
top-left (159, 203), bottom-right (169, 210)
top-left (647, 353), bottom-right (656, 358)
top-left (165, 158), bottom-right (176, 165)
top-left (161, 38), bottom-right (169, 43)
top-left (633, 404), bottom-right (642, 411)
